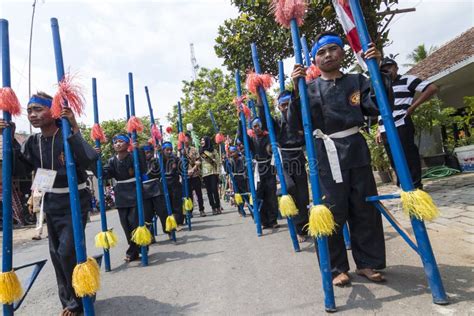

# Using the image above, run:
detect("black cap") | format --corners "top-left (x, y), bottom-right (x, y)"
top-left (381, 57), bottom-right (397, 67)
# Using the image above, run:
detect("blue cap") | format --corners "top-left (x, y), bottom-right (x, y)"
top-left (311, 34), bottom-right (344, 58)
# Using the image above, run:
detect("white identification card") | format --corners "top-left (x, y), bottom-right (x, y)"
top-left (31, 168), bottom-right (57, 192)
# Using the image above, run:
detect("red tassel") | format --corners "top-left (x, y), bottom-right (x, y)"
top-left (246, 72), bottom-right (273, 94)
top-left (247, 129), bottom-right (255, 138)
top-left (127, 143), bottom-right (134, 152)
top-left (270, 0), bottom-right (307, 28)
top-left (215, 133), bottom-right (225, 144)
top-left (91, 123), bottom-right (107, 143)
top-left (178, 132), bottom-right (186, 143)
top-left (166, 126), bottom-right (173, 134)
top-left (306, 64), bottom-right (321, 82)
top-left (51, 74), bottom-right (85, 119)
top-left (0, 87), bottom-right (22, 116)
top-left (151, 124), bottom-right (162, 141)
top-left (126, 116), bottom-right (144, 133)
top-left (148, 137), bottom-right (156, 147)
top-left (177, 142), bottom-right (183, 150)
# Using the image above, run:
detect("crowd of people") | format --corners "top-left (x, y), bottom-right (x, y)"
top-left (0, 31), bottom-right (438, 316)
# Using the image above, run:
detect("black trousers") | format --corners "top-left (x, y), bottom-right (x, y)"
top-left (117, 207), bottom-right (139, 258)
top-left (189, 176), bottom-right (205, 212)
top-left (144, 196), bottom-right (168, 234)
top-left (317, 165), bottom-right (386, 275)
top-left (46, 209), bottom-right (88, 313)
top-left (257, 175), bottom-right (279, 227)
top-left (284, 167), bottom-right (310, 236)
top-left (203, 174), bottom-right (221, 209)
top-left (382, 118), bottom-right (423, 189)
top-left (168, 185), bottom-right (184, 225)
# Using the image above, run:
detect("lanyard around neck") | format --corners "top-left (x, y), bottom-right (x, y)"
top-left (39, 128), bottom-right (59, 170)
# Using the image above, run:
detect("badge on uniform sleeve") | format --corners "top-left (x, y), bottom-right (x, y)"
top-left (349, 91), bottom-right (360, 106)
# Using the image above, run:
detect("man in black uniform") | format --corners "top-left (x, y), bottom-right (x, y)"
top-left (288, 32), bottom-right (388, 286)
top-left (162, 141), bottom-right (184, 228)
top-left (103, 134), bottom-right (144, 262)
top-left (225, 146), bottom-right (249, 215)
top-left (260, 90), bottom-right (310, 242)
top-left (2, 92), bottom-right (98, 316)
top-left (238, 117), bottom-right (279, 229)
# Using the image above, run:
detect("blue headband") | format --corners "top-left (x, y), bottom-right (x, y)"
top-left (113, 135), bottom-right (130, 143)
top-left (278, 94), bottom-right (292, 104)
top-left (229, 146), bottom-right (237, 152)
top-left (28, 96), bottom-right (52, 108)
top-left (311, 35), bottom-right (344, 58)
top-left (251, 117), bottom-right (262, 127)
top-left (142, 145), bottom-right (153, 151)
top-left (162, 142), bottom-right (172, 150)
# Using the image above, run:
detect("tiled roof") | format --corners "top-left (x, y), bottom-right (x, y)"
top-left (406, 27), bottom-right (474, 80)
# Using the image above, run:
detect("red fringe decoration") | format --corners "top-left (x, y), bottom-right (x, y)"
top-left (306, 64), bottom-right (321, 82)
top-left (270, 0), bottom-right (307, 28)
top-left (51, 74), bottom-right (85, 119)
top-left (127, 143), bottom-right (134, 152)
top-left (148, 137), bottom-right (156, 147)
top-left (166, 126), bottom-right (173, 134)
top-left (178, 132), bottom-right (186, 143)
top-left (126, 116), bottom-right (144, 133)
top-left (177, 142), bottom-right (183, 150)
top-left (151, 124), bottom-right (162, 141)
top-left (215, 133), bottom-right (225, 144)
top-left (247, 129), bottom-right (255, 138)
top-left (0, 87), bottom-right (22, 116)
top-left (233, 95), bottom-right (252, 119)
top-left (225, 143), bottom-right (230, 155)
top-left (91, 123), bottom-right (107, 143)
top-left (246, 72), bottom-right (273, 95)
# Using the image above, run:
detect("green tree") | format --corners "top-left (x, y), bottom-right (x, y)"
top-left (214, 0), bottom-right (397, 75)
top-left (81, 116), bottom-right (151, 162)
top-left (404, 44), bottom-right (438, 67)
top-left (167, 67), bottom-right (241, 141)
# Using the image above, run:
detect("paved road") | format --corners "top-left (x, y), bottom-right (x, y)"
top-left (5, 180), bottom-right (474, 315)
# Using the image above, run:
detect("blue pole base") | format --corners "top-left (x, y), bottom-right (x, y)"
top-left (238, 205), bottom-right (246, 217)
top-left (171, 231), bottom-right (176, 242)
top-left (286, 217), bottom-right (300, 252)
top-left (103, 249), bottom-right (111, 272)
top-left (140, 246), bottom-right (148, 267)
top-left (315, 236), bottom-right (336, 312)
top-left (82, 295), bottom-right (95, 316)
top-left (3, 304), bottom-right (13, 316)
top-left (342, 223), bottom-right (351, 250)
top-left (186, 213), bottom-right (192, 231)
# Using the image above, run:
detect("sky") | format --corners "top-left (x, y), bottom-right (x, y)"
top-left (1, 0), bottom-right (473, 134)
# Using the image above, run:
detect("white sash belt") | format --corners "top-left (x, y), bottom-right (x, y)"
top-left (116, 178), bottom-right (136, 184)
top-left (49, 182), bottom-right (87, 194)
top-left (142, 178), bottom-right (159, 184)
top-left (313, 126), bottom-right (360, 183)
top-left (280, 146), bottom-right (303, 151)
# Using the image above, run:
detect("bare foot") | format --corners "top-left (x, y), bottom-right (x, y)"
top-left (60, 308), bottom-right (77, 316)
top-left (297, 234), bottom-right (307, 243)
top-left (332, 272), bottom-right (351, 287)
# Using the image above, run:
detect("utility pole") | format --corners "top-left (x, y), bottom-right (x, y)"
top-left (190, 43), bottom-right (199, 81)
top-left (28, 0), bottom-right (38, 134)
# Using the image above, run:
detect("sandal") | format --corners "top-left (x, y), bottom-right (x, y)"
top-left (332, 272), bottom-right (351, 287)
top-left (355, 268), bottom-right (385, 283)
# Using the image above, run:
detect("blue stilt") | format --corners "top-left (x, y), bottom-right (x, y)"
top-left (177, 102), bottom-right (192, 231)
top-left (127, 73), bottom-right (148, 267)
top-left (91, 78), bottom-right (112, 272)
top-left (348, 0), bottom-right (448, 305)
top-left (289, 19), bottom-right (336, 311)
top-left (1, 19), bottom-right (15, 316)
top-left (50, 18), bottom-right (95, 315)
top-left (250, 43), bottom-right (300, 252)
top-left (234, 71), bottom-right (262, 236)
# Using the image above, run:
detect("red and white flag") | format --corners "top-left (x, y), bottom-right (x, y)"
top-left (332, 0), bottom-right (367, 70)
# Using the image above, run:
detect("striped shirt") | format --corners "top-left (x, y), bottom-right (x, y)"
top-left (378, 74), bottom-right (431, 133)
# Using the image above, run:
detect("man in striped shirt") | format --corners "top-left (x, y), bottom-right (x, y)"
top-left (376, 57), bottom-right (438, 189)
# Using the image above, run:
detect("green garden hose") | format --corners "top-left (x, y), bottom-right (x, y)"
top-left (422, 166), bottom-right (460, 179)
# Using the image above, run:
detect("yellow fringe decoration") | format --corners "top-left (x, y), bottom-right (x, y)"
top-left (94, 229), bottom-right (118, 249)
top-left (306, 205), bottom-right (336, 238)
top-left (72, 257), bottom-right (100, 297)
top-left (234, 193), bottom-right (243, 205)
top-left (165, 215), bottom-right (178, 232)
top-left (401, 189), bottom-right (440, 221)
top-left (249, 195), bottom-right (253, 205)
top-left (0, 270), bottom-right (23, 304)
top-left (182, 197), bottom-right (194, 214)
top-left (279, 194), bottom-right (299, 217)
top-left (131, 225), bottom-right (153, 246)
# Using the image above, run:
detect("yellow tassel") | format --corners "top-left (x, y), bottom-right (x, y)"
top-left (401, 189), bottom-right (440, 221)
top-left (249, 195), bottom-right (253, 205)
top-left (234, 193), bottom-right (243, 205)
top-left (72, 257), bottom-right (100, 297)
top-left (306, 204), bottom-right (336, 238)
top-left (165, 215), bottom-right (178, 232)
top-left (182, 197), bottom-right (193, 214)
top-left (279, 194), bottom-right (299, 217)
top-left (0, 270), bottom-right (23, 304)
top-left (131, 225), bottom-right (153, 246)
top-left (95, 229), bottom-right (118, 249)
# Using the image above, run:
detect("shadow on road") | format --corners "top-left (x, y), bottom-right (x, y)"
top-left (147, 250), bottom-right (225, 266)
top-left (337, 264), bottom-right (474, 312)
top-left (95, 295), bottom-right (198, 315)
